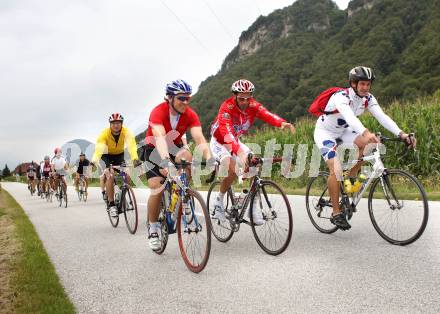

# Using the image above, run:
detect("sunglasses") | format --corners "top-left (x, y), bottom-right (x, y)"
top-left (176, 96), bottom-right (191, 102)
top-left (237, 96), bottom-right (252, 102)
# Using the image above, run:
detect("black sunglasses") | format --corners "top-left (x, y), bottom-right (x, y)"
top-left (237, 96), bottom-right (252, 102)
top-left (176, 96), bottom-right (191, 102)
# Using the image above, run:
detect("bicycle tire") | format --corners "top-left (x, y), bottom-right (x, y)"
top-left (177, 189), bottom-right (211, 273)
top-left (123, 186), bottom-right (138, 234)
top-left (153, 191), bottom-right (169, 255)
top-left (207, 181), bottom-right (234, 243)
top-left (305, 172), bottom-right (339, 234)
top-left (250, 180), bottom-right (293, 255)
top-left (368, 169), bottom-right (429, 245)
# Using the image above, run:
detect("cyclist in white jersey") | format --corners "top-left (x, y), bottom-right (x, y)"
top-left (313, 66), bottom-right (416, 230)
top-left (51, 147), bottom-right (69, 194)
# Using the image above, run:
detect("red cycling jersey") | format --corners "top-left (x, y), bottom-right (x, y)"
top-left (211, 96), bottom-right (285, 154)
top-left (145, 101), bottom-right (201, 147)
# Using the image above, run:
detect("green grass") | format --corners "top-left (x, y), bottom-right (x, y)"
top-left (0, 189), bottom-right (75, 313)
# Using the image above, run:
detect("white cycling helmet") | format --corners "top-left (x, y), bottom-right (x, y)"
top-left (231, 79), bottom-right (255, 93)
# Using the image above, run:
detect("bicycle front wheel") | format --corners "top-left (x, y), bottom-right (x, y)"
top-left (207, 181), bottom-right (234, 243)
top-left (368, 169), bottom-right (429, 245)
top-left (107, 202), bottom-right (119, 228)
top-left (177, 189), bottom-right (211, 273)
top-left (122, 186), bottom-right (138, 234)
top-left (305, 172), bottom-right (338, 234)
top-left (250, 180), bottom-right (293, 255)
top-left (63, 185), bottom-right (68, 208)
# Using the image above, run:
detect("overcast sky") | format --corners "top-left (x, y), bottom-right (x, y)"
top-left (0, 0), bottom-right (349, 170)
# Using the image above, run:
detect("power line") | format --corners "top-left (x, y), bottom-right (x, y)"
top-left (200, 0), bottom-right (233, 40)
top-left (159, 0), bottom-right (211, 54)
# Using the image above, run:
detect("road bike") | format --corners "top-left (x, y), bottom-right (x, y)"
top-left (207, 154), bottom-right (293, 255)
top-left (306, 133), bottom-right (428, 245)
top-left (105, 164), bottom-right (139, 234)
top-left (151, 159), bottom-right (211, 273)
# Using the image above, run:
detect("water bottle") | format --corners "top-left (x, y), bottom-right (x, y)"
top-left (351, 173), bottom-right (367, 193)
top-left (169, 182), bottom-right (179, 214)
top-left (343, 178), bottom-right (353, 194)
top-left (114, 185), bottom-right (121, 205)
top-left (236, 189), bottom-right (249, 208)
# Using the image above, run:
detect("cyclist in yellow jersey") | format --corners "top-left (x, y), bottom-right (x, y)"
top-left (91, 113), bottom-right (141, 217)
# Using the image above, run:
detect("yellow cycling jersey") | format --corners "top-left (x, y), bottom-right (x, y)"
top-left (92, 127), bottom-right (139, 163)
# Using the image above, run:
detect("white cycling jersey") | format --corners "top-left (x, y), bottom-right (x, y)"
top-left (51, 155), bottom-right (67, 173)
top-left (316, 87), bottom-right (402, 136)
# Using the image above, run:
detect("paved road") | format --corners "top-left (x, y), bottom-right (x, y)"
top-left (3, 182), bottom-right (440, 313)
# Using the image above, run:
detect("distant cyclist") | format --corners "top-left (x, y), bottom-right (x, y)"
top-left (312, 66), bottom-right (416, 230)
top-left (91, 113), bottom-right (141, 217)
top-left (210, 79), bottom-right (295, 225)
top-left (26, 161), bottom-right (37, 193)
top-left (40, 155), bottom-right (52, 194)
top-left (51, 148), bottom-right (69, 196)
top-left (74, 152), bottom-right (90, 195)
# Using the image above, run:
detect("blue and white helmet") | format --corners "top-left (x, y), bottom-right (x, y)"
top-left (165, 79), bottom-right (192, 96)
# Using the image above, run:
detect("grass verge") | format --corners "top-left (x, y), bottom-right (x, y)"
top-left (0, 188), bottom-right (75, 313)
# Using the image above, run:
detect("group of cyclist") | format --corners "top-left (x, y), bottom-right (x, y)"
top-left (25, 65), bottom-right (417, 251)
top-left (26, 149), bottom-right (89, 200)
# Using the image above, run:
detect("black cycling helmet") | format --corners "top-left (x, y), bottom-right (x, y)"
top-left (79, 152), bottom-right (85, 157)
top-left (349, 66), bottom-right (375, 82)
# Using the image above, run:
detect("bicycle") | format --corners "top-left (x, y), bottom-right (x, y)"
top-left (105, 164), bottom-right (138, 234)
top-left (306, 133), bottom-right (429, 245)
top-left (77, 175), bottom-right (88, 202)
top-left (27, 179), bottom-right (36, 196)
top-left (43, 177), bottom-right (53, 202)
top-left (207, 154), bottom-right (293, 256)
top-left (54, 174), bottom-right (68, 208)
top-left (150, 159), bottom-right (211, 273)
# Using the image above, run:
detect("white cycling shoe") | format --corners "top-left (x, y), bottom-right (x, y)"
top-left (109, 205), bottom-right (118, 217)
top-left (212, 197), bottom-right (226, 222)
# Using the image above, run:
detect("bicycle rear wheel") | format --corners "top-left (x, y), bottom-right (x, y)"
top-left (58, 184), bottom-right (63, 207)
top-left (368, 169), bottom-right (429, 245)
top-left (153, 191), bottom-right (169, 255)
top-left (177, 189), bottom-right (211, 273)
top-left (250, 180), bottom-right (293, 255)
top-left (306, 172), bottom-right (339, 234)
top-left (207, 181), bottom-right (234, 243)
top-left (63, 185), bottom-right (68, 208)
top-left (122, 185), bottom-right (138, 234)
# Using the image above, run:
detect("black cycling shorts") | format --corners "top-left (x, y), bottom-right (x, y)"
top-left (144, 146), bottom-right (179, 180)
top-left (101, 153), bottom-right (125, 168)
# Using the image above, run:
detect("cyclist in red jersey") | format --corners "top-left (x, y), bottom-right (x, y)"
top-left (210, 79), bottom-right (295, 224)
top-left (145, 79), bottom-right (212, 251)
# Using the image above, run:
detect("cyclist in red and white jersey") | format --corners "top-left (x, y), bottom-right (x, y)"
top-left (210, 79), bottom-right (295, 224)
top-left (145, 79), bottom-right (212, 251)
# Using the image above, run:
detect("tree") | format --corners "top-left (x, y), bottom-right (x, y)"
top-left (2, 164), bottom-right (11, 177)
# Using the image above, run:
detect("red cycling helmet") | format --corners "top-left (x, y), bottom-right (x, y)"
top-left (109, 113), bottom-right (124, 123)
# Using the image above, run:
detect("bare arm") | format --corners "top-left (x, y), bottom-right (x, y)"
top-left (151, 124), bottom-right (170, 160)
top-left (190, 126), bottom-right (212, 160)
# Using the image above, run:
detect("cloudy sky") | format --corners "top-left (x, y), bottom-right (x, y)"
top-left (0, 0), bottom-right (349, 170)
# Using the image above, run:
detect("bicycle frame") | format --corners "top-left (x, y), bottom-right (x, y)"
top-left (348, 144), bottom-right (385, 207)
top-left (343, 132), bottom-right (410, 210)
top-left (227, 156), bottom-right (281, 223)
top-left (164, 161), bottom-right (202, 233)
top-left (110, 165), bottom-right (129, 209)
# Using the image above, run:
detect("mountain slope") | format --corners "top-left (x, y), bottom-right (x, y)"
top-left (190, 0), bottom-right (440, 132)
